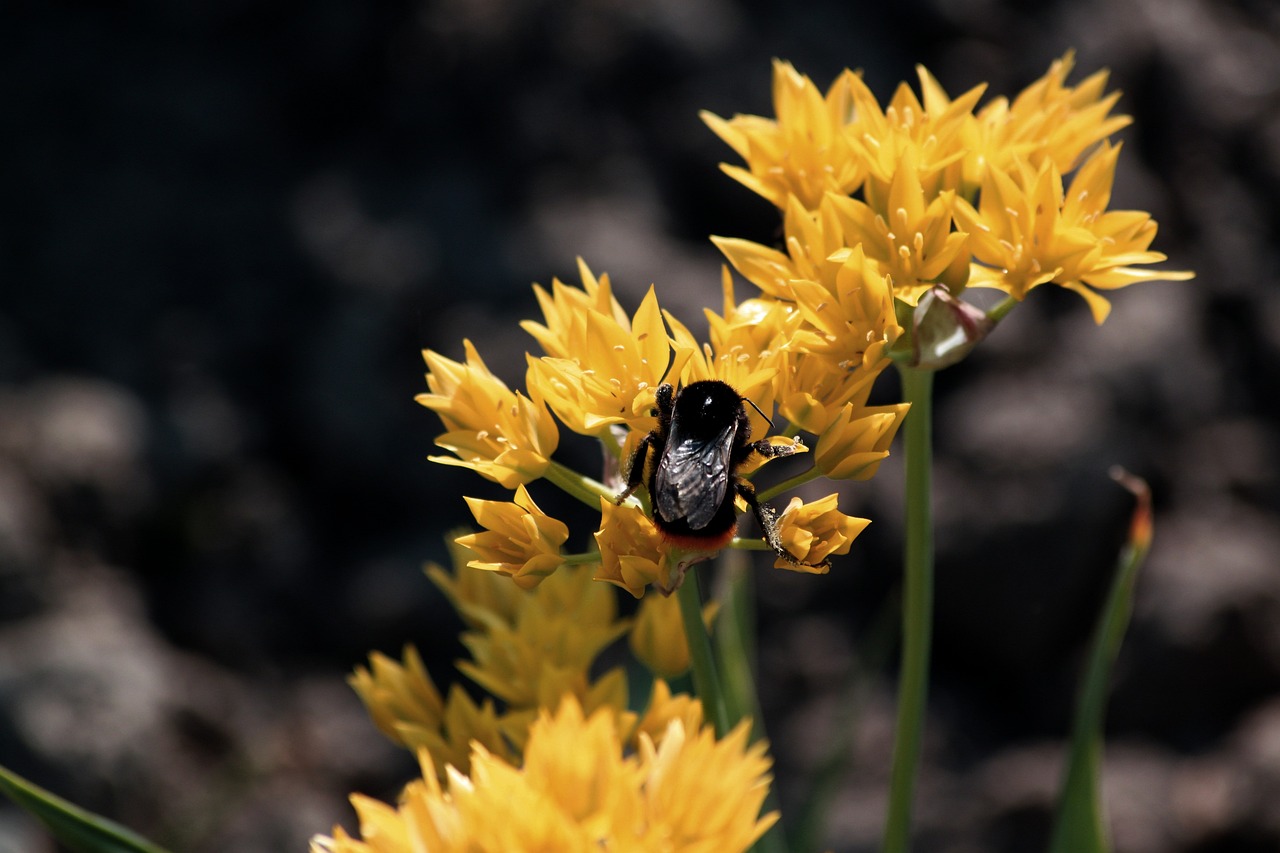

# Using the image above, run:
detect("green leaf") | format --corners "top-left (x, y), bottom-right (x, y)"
top-left (0, 763), bottom-right (171, 853)
top-left (1047, 468), bottom-right (1154, 853)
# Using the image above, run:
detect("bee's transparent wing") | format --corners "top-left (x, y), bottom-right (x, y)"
top-left (654, 420), bottom-right (737, 530)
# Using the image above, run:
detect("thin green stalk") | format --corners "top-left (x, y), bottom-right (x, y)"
top-left (986, 294), bottom-right (1020, 323)
top-left (757, 465), bottom-right (822, 503)
top-left (882, 365), bottom-right (934, 853)
top-left (677, 571), bottom-right (732, 736)
top-left (544, 459), bottom-right (613, 508)
top-left (714, 551), bottom-right (790, 853)
top-left (1047, 469), bottom-right (1153, 853)
top-left (713, 548), bottom-right (758, 733)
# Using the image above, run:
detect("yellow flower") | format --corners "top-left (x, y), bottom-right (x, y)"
top-left (525, 279), bottom-right (691, 437)
top-left (635, 715), bottom-right (779, 852)
top-left (521, 258), bottom-right (632, 359)
top-left (518, 699), bottom-right (646, 841)
top-left (426, 541), bottom-right (525, 629)
top-left (713, 195), bottom-right (850, 301)
top-left (702, 59), bottom-right (866, 209)
top-left (594, 497), bottom-right (674, 597)
top-left (969, 51), bottom-right (1131, 190)
top-left (455, 485), bottom-right (569, 588)
top-left (786, 242), bottom-right (902, 369)
top-left (773, 494), bottom-right (869, 572)
top-left (454, 562), bottom-right (630, 725)
top-left (814, 401), bottom-right (911, 480)
top-left (417, 339), bottom-right (559, 488)
top-left (629, 592), bottom-right (718, 679)
top-left (708, 265), bottom-right (804, 359)
top-left (359, 556), bottom-right (633, 767)
top-left (348, 647), bottom-right (515, 775)
top-left (313, 695), bottom-right (778, 853)
top-left (632, 679), bottom-right (705, 749)
top-left (827, 148), bottom-right (971, 302)
top-left (774, 348), bottom-right (880, 437)
top-left (954, 142), bottom-right (1193, 322)
top-left (847, 64), bottom-right (986, 210)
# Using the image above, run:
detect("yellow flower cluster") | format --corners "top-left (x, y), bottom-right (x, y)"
top-left (703, 52), bottom-right (1192, 323)
top-left (312, 696), bottom-right (776, 853)
top-left (420, 253), bottom-right (899, 597)
top-left (329, 545), bottom-right (775, 852)
top-left (349, 546), bottom-right (717, 771)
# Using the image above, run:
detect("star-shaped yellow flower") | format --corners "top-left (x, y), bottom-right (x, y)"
top-left (773, 494), bottom-right (870, 572)
top-left (955, 142), bottom-right (1193, 322)
top-left (456, 484), bottom-right (569, 588)
top-left (702, 59), bottom-right (866, 210)
top-left (312, 696), bottom-right (779, 853)
top-left (418, 340), bottom-right (560, 488)
top-left (525, 275), bottom-right (690, 437)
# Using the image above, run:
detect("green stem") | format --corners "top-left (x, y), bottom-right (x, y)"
top-left (986, 294), bottom-right (1020, 323)
top-left (1047, 470), bottom-right (1152, 853)
top-left (714, 552), bottom-right (791, 853)
top-left (543, 459), bottom-right (613, 508)
top-left (677, 571), bottom-right (732, 737)
top-left (756, 465), bottom-right (822, 504)
top-left (882, 365), bottom-right (934, 853)
top-left (713, 549), bottom-right (760, 736)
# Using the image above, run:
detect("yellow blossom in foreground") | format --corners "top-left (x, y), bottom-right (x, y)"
top-left (629, 592), bottom-right (718, 679)
top-left (427, 543), bottom-right (525, 629)
top-left (312, 697), bottom-right (778, 853)
top-left (594, 497), bottom-right (674, 597)
top-left (955, 142), bottom-right (1193, 322)
top-left (417, 340), bottom-right (559, 488)
top-left (773, 494), bottom-right (869, 572)
top-left (814, 401), bottom-right (911, 480)
top-left (348, 647), bottom-right (515, 775)
top-left (632, 679), bottom-right (706, 749)
top-left (456, 485), bottom-right (569, 588)
top-left (702, 59), bottom-right (865, 209)
top-left (454, 563), bottom-right (630, 738)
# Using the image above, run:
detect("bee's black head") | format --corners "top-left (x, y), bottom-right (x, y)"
top-left (673, 380), bottom-right (745, 435)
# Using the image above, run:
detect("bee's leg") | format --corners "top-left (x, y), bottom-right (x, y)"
top-left (734, 479), bottom-right (831, 571)
top-left (616, 432), bottom-right (656, 504)
top-left (617, 384), bottom-right (675, 504)
top-left (654, 383), bottom-right (675, 419)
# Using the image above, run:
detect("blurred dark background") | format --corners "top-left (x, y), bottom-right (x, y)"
top-left (2, 1), bottom-right (1278, 851)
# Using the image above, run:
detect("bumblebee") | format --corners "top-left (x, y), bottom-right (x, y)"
top-left (617, 380), bottom-right (829, 570)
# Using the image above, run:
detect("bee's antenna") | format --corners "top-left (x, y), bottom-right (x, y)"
top-left (742, 395), bottom-right (775, 431)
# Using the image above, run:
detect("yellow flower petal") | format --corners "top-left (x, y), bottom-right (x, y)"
top-left (773, 494), bottom-right (870, 572)
top-left (455, 485), bottom-right (569, 588)
top-left (418, 340), bottom-right (559, 487)
top-left (814, 401), bottom-right (910, 480)
top-left (593, 498), bottom-right (672, 597)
